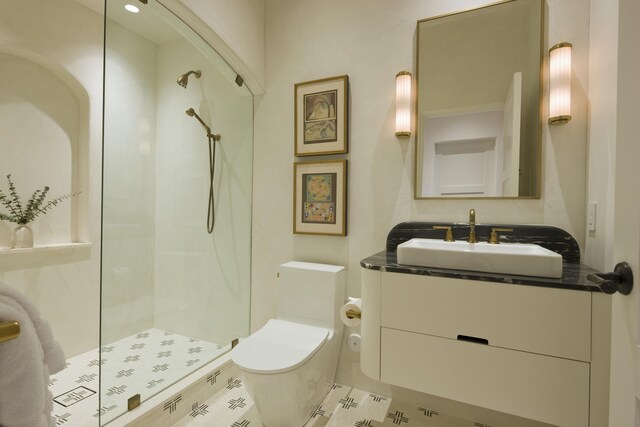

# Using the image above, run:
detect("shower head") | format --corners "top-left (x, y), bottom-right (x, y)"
top-left (177, 70), bottom-right (201, 88)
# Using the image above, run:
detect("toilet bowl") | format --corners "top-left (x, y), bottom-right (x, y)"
top-left (231, 261), bottom-right (345, 427)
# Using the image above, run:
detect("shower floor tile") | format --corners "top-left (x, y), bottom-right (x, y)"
top-left (50, 328), bottom-right (224, 426)
top-left (173, 378), bottom-right (496, 427)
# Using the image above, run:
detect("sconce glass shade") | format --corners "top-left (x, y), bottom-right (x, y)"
top-left (396, 71), bottom-right (412, 138)
top-left (549, 42), bottom-right (572, 125)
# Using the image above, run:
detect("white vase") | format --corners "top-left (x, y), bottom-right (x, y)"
top-left (12, 224), bottom-right (33, 249)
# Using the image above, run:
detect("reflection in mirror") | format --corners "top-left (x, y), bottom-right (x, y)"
top-left (415, 0), bottom-right (543, 199)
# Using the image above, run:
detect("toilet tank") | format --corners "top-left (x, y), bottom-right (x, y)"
top-left (278, 261), bottom-right (346, 329)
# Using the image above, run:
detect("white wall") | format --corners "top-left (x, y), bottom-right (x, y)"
top-left (253, 0), bottom-right (591, 414)
top-left (0, 0), bottom-right (103, 357)
top-left (584, 0), bottom-right (618, 272)
top-left (176, 0), bottom-right (266, 93)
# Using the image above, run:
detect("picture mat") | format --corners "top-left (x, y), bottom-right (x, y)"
top-left (294, 161), bottom-right (346, 235)
top-left (295, 78), bottom-right (347, 156)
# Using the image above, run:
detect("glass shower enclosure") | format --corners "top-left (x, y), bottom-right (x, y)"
top-left (100, 0), bottom-right (252, 423)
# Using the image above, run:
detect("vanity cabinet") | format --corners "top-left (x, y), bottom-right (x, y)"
top-left (361, 268), bottom-right (598, 427)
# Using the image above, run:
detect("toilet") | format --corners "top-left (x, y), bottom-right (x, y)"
top-left (231, 261), bottom-right (345, 427)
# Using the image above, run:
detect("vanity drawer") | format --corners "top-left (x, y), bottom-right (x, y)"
top-left (380, 328), bottom-right (589, 427)
top-left (380, 272), bottom-right (591, 361)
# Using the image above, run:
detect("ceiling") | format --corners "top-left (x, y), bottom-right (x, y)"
top-left (75, 0), bottom-right (182, 45)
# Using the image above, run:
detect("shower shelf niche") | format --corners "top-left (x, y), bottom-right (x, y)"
top-left (0, 242), bottom-right (91, 254)
top-left (0, 51), bottom-right (91, 259)
top-left (0, 242), bottom-right (91, 271)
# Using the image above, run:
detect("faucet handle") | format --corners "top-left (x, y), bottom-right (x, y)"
top-left (432, 225), bottom-right (454, 242)
top-left (489, 227), bottom-right (514, 244)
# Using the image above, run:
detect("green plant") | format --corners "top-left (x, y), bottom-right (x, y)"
top-left (0, 174), bottom-right (78, 225)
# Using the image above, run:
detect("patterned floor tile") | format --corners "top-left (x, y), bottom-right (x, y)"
top-left (325, 395), bottom-right (364, 426)
top-left (49, 328), bottom-right (223, 426)
top-left (170, 380), bottom-right (498, 427)
top-left (353, 388), bottom-right (393, 422)
top-left (325, 388), bottom-right (392, 427)
top-left (305, 383), bottom-right (352, 427)
top-left (384, 400), bottom-right (473, 427)
top-left (174, 377), bottom-right (260, 426)
top-left (51, 342), bottom-right (503, 427)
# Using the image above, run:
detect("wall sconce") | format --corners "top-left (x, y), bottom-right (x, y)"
top-left (395, 71), bottom-right (412, 138)
top-left (548, 42), bottom-right (572, 125)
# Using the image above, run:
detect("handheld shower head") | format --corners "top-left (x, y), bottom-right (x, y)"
top-left (185, 108), bottom-right (220, 141)
top-left (177, 70), bottom-right (201, 88)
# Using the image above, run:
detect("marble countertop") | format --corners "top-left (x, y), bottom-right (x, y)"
top-left (360, 250), bottom-right (603, 292)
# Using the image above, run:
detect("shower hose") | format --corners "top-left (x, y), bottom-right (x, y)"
top-left (207, 134), bottom-right (216, 234)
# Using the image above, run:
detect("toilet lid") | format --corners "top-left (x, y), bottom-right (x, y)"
top-left (231, 319), bottom-right (329, 374)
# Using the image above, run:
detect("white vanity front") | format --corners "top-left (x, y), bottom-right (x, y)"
top-left (361, 269), bottom-right (595, 426)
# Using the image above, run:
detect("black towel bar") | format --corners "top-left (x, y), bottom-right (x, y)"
top-left (587, 262), bottom-right (634, 295)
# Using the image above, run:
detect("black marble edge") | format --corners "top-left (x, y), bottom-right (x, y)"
top-left (360, 250), bottom-right (603, 293)
top-left (387, 222), bottom-right (581, 264)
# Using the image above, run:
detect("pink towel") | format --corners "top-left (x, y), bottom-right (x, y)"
top-left (0, 296), bottom-right (53, 427)
top-left (0, 284), bottom-right (65, 374)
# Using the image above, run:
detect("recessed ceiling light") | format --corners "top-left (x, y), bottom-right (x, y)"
top-left (124, 4), bottom-right (139, 13)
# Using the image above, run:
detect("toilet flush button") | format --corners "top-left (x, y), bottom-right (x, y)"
top-left (348, 334), bottom-right (361, 352)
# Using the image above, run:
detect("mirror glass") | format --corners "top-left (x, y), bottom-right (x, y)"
top-left (415, 0), bottom-right (543, 198)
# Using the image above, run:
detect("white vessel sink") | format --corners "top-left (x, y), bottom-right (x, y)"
top-left (397, 238), bottom-right (563, 278)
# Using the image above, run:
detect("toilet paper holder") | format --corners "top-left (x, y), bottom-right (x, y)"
top-left (345, 308), bottom-right (361, 319)
top-left (340, 297), bottom-right (362, 327)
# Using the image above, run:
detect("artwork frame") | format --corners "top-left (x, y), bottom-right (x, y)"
top-left (293, 160), bottom-right (347, 236)
top-left (294, 75), bottom-right (349, 156)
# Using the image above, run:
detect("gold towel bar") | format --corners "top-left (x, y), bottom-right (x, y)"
top-left (0, 321), bottom-right (20, 343)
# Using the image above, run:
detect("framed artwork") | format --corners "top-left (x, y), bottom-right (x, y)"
top-left (293, 160), bottom-right (347, 236)
top-left (294, 75), bottom-right (349, 156)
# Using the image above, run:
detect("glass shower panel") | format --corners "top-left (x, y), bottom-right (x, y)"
top-left (100, 0), bottom-right (252, 423)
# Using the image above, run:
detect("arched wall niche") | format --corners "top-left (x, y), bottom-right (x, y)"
top-left (0, 46), bottom-right (91, 248)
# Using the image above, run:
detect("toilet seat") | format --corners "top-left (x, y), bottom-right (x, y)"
top-left (231, 319), bottom-right (329, 374)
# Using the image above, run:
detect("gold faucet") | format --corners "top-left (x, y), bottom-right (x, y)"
top-left (489, 227), bottom-right (514, 244)
top-left (468, 209), bottom-right (477, 243)
top-left (432, 225), bottom-right (454, 242)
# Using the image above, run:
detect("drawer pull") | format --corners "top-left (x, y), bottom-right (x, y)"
top-left (457, 335), bottom-right (489, 345)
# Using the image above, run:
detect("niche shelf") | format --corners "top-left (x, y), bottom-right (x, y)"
top-left (0, 243), bottom-right (92, 272)
top-left (0, 242), bottom-right (91, 254)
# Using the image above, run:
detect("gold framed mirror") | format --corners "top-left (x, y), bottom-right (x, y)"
top-left (414, 0), bottom-right (543, 199)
